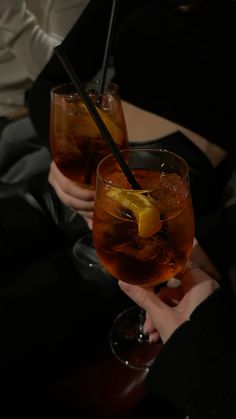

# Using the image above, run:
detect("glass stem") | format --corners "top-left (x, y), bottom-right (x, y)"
top-left (138, 307), bottom-right (148, 342)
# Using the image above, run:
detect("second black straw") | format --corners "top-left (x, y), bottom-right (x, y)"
top-left (54, 46), bottom-right (141, 190)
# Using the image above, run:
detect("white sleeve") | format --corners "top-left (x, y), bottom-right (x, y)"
top-left (46, 0), bottom-right (90, 40)
top-left (0, 0), bottom-right (89, 80)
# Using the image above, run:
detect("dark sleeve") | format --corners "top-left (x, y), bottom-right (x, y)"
top-left (146, 286), bottom-right (236, 419)
top-left (28, 0), bottom-right (145, 146)
top-left (196, 204), bottom-right (236, 275)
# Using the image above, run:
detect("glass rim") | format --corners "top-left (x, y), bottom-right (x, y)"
top-left (50, 80), bottom-right (119, 97)
top-left (96, 147), bottom-right (189, 190)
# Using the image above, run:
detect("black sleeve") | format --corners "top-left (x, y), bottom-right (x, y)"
top-left (146, 285), bottom-right (236, 419)
top-left (28, 0), bottom-right (146, 146)
top-left (196, 203), bottom-right (236, 274)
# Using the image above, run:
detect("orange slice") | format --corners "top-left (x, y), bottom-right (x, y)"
top-left (78, 104), bottom-right (124, 145)
top-left (97, 108), bottom-right (124, 146)
top-left (107, 189), bottom-right (162, 238)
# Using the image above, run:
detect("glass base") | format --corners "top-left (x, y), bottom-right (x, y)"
top-left (110, 306), bottom-right (163, 370)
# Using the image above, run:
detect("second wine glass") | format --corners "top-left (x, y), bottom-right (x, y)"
top-left (93, 148), bottom-right (195, 369)
top-left (50, 80), bottom-right (128, 188)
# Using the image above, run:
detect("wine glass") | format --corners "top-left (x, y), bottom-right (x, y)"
top-left (50, 80), bottom-right (128, 188)
top-left (93, 148), bottom-right (195, 370)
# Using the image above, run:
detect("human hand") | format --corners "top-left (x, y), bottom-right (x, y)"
top-left (48, 161), bottom-right (95, 229)
top-left (135, 240), bottom-right (220, 344)
top-left (119, 268), bottom-right (219, 344)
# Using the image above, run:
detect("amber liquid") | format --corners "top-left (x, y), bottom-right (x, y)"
top-left (93, 169), bottom-right (194, 286)
top-left (50, 92), bottom-right (128, 188)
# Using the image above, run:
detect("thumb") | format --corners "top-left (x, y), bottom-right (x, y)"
top-left (119, 280), bottom-right (181, 343)
top-left (118, 280), bottom-right (167, 316)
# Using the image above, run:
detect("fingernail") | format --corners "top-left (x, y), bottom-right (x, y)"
top-left (149, 334), bottom-right (155, 343)
top-left (143, 323), bottom-right (150, 335)
top-left (172, 298), bottom-right (180, 305)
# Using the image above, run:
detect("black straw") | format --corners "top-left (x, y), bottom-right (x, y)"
top-left (100, 0), bottom-right (119, 94)
top-left (55, 46), bottom-right (141, 190)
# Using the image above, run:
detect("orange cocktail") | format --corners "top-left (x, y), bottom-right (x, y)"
top-left (50, 81), bottom-right (128, 188)
top-left (93, 149), bottom-right (194, 286)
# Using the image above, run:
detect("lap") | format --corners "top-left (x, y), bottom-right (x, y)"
top-left (123, 101), bottom-right (227, 168)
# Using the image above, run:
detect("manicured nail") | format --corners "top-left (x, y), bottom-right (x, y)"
top-left (143, 323), bottom-right (150, 335)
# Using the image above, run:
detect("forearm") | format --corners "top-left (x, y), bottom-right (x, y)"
top-left (0, 1), bottom-right (59, 79)
top-left (0, 0), bottom-right (88, 80)
top-left (46, 0), bottom-right (90, 40)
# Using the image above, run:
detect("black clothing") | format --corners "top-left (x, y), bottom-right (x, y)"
top-left (196, 203), bottom-right (236, 274)
top-left (147, 284), bottom-right (236, 419)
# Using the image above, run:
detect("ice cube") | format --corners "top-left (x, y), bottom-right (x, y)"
top-left (151, 173), bottom-right (187, 219)
top-left (113, 235), bottom-right (172, 263)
